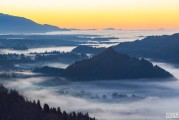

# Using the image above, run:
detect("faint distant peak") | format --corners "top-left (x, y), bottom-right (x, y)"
top-left (103, 28), bottom-right (116, 30)
top-left (102, 28), bottom-right (122, 30)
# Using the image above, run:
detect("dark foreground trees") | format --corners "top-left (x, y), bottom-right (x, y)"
top-left (0, 85), bottom-right (95, 120)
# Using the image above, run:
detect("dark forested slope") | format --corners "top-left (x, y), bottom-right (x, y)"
top-left (62, 48), bottom-right (173, 80)
top-left (72, 45), bottom-right (106, 54)
top-left (114, 33), bottom-right (179, 63)
top-left (0, 85), bottom-right (95, 120)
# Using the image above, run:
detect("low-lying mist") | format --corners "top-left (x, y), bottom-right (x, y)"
top-left (1, 61), bottom-right (179, 120)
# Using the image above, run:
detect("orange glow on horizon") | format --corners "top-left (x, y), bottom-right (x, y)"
top-left (0, 0), bottom-right (179, 29)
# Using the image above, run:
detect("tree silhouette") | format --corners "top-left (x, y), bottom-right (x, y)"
top-left (0, 85), bottom-right (95, 120)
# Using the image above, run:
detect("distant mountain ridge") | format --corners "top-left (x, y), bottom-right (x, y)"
top-left (103, 28), bottom-right (116, 30)
top-left (72, 33), bottom-right (179, 64)
top-left (0, 13), bottom-right (69, 33)
top-left (114, 33), bottom-right (179, 63)
top-left (72, 45), bottom-right (106, 54)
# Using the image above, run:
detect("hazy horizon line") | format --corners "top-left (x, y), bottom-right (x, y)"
top-left (1, 12), bottom-right (179, 31)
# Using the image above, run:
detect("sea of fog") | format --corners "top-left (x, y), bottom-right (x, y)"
top-left (0, 46), bottom-right (76, 54)
top-left (1, 29), bottom-right (179, 120)
top-left (2, 62), bottom-right (179, 120)
top-left (1, 29), bottom-right (179, 54)
top-left (46, 29), bottom-right (179, 47)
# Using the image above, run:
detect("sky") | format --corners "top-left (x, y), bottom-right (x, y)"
top-left (0, 0), bottom-right (179, 29)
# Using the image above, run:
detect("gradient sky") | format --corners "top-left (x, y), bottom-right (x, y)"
top-left (0, 0), bottom-right (179, 29)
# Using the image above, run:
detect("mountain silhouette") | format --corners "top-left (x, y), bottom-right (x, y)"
top-left (62, 48), bottom-right (173, 80)
top-left (103, 28), bottom-right (116, 30)
top-left (0, 13), bottom-right (69, 33)
top-left (114, 33), bottom-right (179, 63)
top-left (72, 45), bottom-right (106, 54)
top-left (73, 33), bottom-right (179, 64)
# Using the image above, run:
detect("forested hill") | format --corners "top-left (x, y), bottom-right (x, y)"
top-left (0, 85), bottom-right (95, 120)
top-left (114, 33), bottom-right (179, 63)
top-left (72, 33), bottom-right (179, 64)
top-left (62, 48), bottom-right (173, 80)
top-left (72, 45), bottom-right (106, 54)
